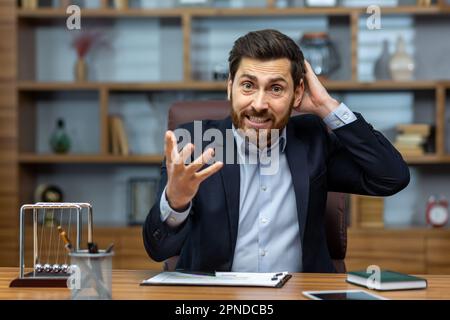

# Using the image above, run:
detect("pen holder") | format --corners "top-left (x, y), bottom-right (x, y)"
top-left (68, 250), bottom-right (114, 300)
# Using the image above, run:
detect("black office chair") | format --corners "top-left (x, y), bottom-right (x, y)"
top-left (164, 100), bottom-right (348, 273)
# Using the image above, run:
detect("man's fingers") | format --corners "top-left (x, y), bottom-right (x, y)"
top-left (304, 60), bottom-right (315, 82)
top-left (195, 161), bottom-right (224, 182)
top-left (179, 143), bottom-right (194, 164)
top-left (304, 60), bottom-right (323, 86)
top-left (164, 131), bottom-right (175, 164)
top-left (164, 131), bottom-right (180, 165)
top-left (187, 148), bottom-right (215, 173)
top-left (304, 59), bottom-right (313, 73)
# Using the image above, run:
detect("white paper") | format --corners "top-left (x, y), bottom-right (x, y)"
top-left (142, 271), bottom-right (290, 287)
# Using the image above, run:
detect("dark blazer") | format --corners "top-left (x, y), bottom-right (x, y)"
top-left (143, 113), bottom-right (410, 273)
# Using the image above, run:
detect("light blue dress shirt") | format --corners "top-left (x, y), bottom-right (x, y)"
top-left (159, 103), bottom-right (357, 272)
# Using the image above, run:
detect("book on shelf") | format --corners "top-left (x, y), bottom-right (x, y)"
top-left (108, 116), bottom-right (119, 155)
top-left (395, 134), bottom-right (426, 146)
top-left (109, 115), bottom-right (130, 156)
top-left (396, 124), bottom-right (431, 136)
top-left (393, 144), bottom-right (425, 157)
top-left (394, 123), bottom-right (432, 157)
top-left (347, 270), bottom-right (427, 291)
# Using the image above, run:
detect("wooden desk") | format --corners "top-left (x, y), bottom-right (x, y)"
top-left (0, 267), bottom-right (449, 300)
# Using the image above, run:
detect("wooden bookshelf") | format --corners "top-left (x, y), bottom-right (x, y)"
top-left (16, 6), bottom-right (443, 19)
top-left (403, 155), bottom-right (450, 165)
top-left (347, 227), bottom-right (450, 274)
top-left (17, 154), bottom-right (164, 164)
top-left (2, 1), bottom-right (450, 273)
top-left (17, 80), bottom-right (441, 92)
top-left (17, 81), bottom-right (103, 91)
top-left (15, 153), bottom-right (450, 166)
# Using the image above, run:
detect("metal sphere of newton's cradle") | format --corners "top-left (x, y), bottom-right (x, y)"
top-left (60, 264), bottom-right (69, 274)
top-left (34, 263), bottom-right (43, 273)
top-left (10, 202), bottom-right (94, 288)
top-left (52, 264), bottom-right (62, 273)
top-left (43, 263), bottom-right (52, 273)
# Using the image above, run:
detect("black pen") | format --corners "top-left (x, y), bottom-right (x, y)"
top-left (105, 243), bottom-right (114, 253)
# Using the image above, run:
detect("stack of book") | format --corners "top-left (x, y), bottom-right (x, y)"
top-left (394, 124), bottom-right (431, 157)
top-left (358, 195), bottom-right (384, 228)
top-left (108, 115), bottom-right (129, 156)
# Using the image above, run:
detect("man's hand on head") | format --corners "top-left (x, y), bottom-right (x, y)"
top-left (294, 60), bottom-right (340, 119)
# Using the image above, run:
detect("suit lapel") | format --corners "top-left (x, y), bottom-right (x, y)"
top-left (217, 118), bottom-right (240, 263)
top-left (285, 120), bottom-right (310, 244)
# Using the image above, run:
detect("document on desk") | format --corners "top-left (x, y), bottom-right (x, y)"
top-left (141, 271), bottom-right (291, 288)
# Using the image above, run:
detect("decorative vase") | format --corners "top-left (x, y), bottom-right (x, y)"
top-left (74, 58), bottom-right (88, 82)
top-left (113, 0), bottom-right (128, 9)
top-left (373, 39), bottom-right (392, 81)
top-left (50, 118), bottom-right (71, 154)
top-left (22, 0), bottom-right (38, 9)
top-left (389, 36), bottom-right (415, 81)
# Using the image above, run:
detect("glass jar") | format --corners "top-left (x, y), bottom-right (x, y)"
top-left (299, 32), bottom-right (340, 78)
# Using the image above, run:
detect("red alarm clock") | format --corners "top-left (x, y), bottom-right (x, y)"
top-left (426, 195), bottom-right (449, 228)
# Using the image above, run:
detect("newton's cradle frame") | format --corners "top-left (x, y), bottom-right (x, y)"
top-left (10, 202), bottom-right (93, 287)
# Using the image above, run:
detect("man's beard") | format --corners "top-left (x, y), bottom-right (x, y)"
top-left (230, 94), bottom-right (293, 148)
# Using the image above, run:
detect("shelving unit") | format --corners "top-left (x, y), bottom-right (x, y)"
top-left (1, 0), bottom-right (450, 271)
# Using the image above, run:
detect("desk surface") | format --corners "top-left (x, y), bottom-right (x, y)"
top-left (0, 268), bottom-right (449, 300)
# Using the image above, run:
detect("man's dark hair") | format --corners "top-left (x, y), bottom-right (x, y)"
top-left (228, 29), bottom-right (306, 86)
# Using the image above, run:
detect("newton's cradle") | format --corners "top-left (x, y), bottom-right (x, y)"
top-left (10, 202), bottom-right (94, 287)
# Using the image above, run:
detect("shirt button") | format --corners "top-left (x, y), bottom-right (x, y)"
top-left (260, 250), bottom-right (266, 257)
top-left (343, 113), bottom-right (349, 120)
top-left (169, 217), bottom-right (176, 223)
top-left (261, 218), bottom-right (268, 224)
top-left (261, 185), bottom-right (267, 191)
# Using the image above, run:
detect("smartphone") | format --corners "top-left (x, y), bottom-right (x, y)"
top-left (302, 290), bottom-right (387, 300)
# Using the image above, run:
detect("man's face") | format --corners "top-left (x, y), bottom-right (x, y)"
top-left (228, 57), bottom-right (304, 141)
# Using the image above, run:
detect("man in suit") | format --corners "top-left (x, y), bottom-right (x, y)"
top-left (143, 29), bottom-right (410, 273)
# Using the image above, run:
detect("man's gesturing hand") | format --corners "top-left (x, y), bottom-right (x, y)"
top-left (164, 130), bottom-right (223, 211)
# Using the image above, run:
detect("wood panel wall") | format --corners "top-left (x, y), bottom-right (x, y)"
top-left (347, 229), bottom-right (450, 274)
top-left (0, 0), bottom-right (18, 267)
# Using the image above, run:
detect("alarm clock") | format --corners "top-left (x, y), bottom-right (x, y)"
top-left (426, 195), bottom-right (449, 228)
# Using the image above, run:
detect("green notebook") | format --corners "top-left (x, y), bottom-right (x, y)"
top-left (347, 270), bottom-right (427, 291)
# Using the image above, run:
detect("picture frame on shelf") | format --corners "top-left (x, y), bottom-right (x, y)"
top-left (127, 177), bottom-right (159, 225)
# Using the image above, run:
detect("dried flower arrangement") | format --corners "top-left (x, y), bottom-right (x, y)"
top-left (72, 30), bottom-right (105, 59)
top-left (71, 30), bottom-right (109, 81)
